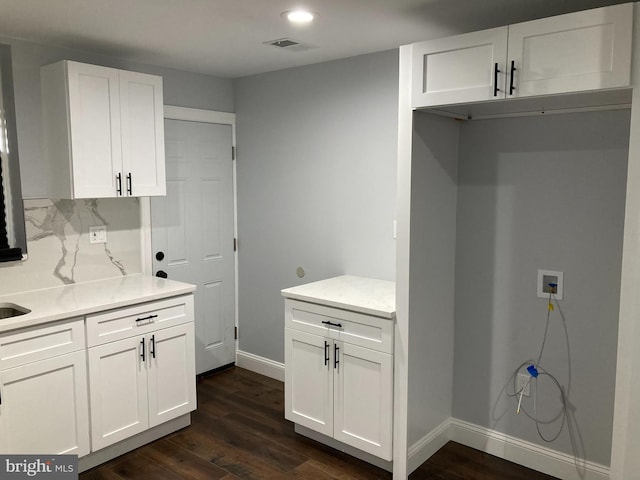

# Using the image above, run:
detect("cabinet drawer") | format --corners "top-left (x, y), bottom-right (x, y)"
top-left (86, 295), bottom-right (194, 347)
top-left (0, 318), bottom-right (85, 370)
top-left (285, 299), bottom-right (393, 354)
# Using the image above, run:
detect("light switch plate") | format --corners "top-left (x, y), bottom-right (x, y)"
top-left (89, 225), bottom-right (107, 244)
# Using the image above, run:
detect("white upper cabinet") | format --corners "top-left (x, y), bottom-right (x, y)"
top-left (411, 3), bottom-right (633, 108)
top-left (42, 60), bottom-right (166, 199)
top-left (412, 27), bottom-right (508, 107)
top-left (119, 70), bottom-right (166, 197)
top-left (508, 4), bottom-right (632, 98)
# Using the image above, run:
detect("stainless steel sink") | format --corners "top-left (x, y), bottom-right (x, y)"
top-left (0, 303), bottom-right (31, 319)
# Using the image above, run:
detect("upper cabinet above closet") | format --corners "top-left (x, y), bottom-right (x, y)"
top-left (41, 61), bottom-right (166, 199)
top-left (411, 3), bottom-right (633, 109)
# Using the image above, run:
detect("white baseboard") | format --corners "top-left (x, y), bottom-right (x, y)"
top-left (407, 419), bottom-right (451, 474)
top-left (449, 419), bottom-right (610, 480)
top-left (236, 349), bottom-right (285, 382)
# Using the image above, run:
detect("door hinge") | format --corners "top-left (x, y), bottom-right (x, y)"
top-left (234, 326), bottom-right (238, 340)
top-left (232, 146), bottom-right (236, 160)
top-left (234, 238), bottom-right (237, 252)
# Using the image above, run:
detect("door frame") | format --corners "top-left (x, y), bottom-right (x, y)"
top-left (139, 105), bottom-right (238, 358)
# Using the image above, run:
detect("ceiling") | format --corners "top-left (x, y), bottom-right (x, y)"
top-left (0, 0), bottom-right (631, 79)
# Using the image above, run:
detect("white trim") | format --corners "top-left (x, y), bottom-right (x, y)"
top-left (611, 6), bottom-right (640, 478)
top-left (426, 102), bottom-right (632, 121)
top-left (470, 102), bottom-right (631, 121)
top-left (449, 419), bottom-right (610, 480)
top-left (139, 197), bottom-right (152, 275)
top-left (236, 350), bottom-right (285, 382)
top-left (407, 419), bottom-right (451, 474)
top-left (393, 43), bottom-right (414, 480)
top-left (163, 105), bottom-right (235, 125)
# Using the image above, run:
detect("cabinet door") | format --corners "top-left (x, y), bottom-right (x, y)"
top-left (67, 61), bottom-right (122, 198)
top-left (120, 70), bottom-right (166, 196)
top-left (284, 328), bottom-right (333, 436)
top-left (333, 342), bottom-right (393, 461)
top-left (508, 3), bottom-right (632, 98)
top-left (147, 323), bottom-right (196, 427)
top-left (88, 336), bottom-right (149, 450)
top-left (0, 351), bottom-right (90, 457)
top-left (411, 26), bottom-right (508, 108)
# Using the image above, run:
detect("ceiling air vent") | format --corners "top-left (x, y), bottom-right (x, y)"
top-left (263, 38), bottom-right (315, 52)
top-left (266, 38), bottom-right (299, 48)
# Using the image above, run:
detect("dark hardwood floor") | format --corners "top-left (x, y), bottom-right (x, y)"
top-left (80, 367), bottom-right (557, 479)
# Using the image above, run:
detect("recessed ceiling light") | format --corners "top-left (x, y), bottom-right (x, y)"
top-left (282, 9), bottom-right (316, 24)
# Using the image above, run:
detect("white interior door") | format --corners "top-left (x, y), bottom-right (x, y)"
top-left (151, 118), bottom-right (235, 374)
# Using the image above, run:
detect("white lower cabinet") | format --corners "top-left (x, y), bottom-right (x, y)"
top-left (0, 319), bottom-right (90, 456)
top-left (88, 335), bottom-right (149, 449)
top-left (147, 323), bottom-right (197, 427)
top-left (284, 299), bottom-right (393, 462)
top-left (333, 341), bottom-right (393, 458)
top-left (0, 292), bottom-right (196, 461)
top-left (285, 329), bottom-right (333, 436)
top-left (88, 312), bottom-right (196, 451)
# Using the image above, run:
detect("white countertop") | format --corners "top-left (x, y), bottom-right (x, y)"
top-left (281, 275), bottom-right (396, 319)
top-left (0, 274), bottom-right (196, 333)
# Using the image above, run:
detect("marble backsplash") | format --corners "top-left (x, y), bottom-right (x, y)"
top-left (0, 197), bottom-right (143, 296)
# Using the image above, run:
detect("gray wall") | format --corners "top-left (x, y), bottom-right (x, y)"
top-left (408, 112), bottom-right (458, 445)
top-left (234, 50), bottom-right (398, 363)
top-left (453, 110), bottom-right (630, 465)
top-left (4, 36), bottom-right (234, 198)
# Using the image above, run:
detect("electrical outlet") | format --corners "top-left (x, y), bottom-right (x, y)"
top-left (89, 225), bottom-right (107, 244)
top-left (517, 373), bottom-right (531, 397)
